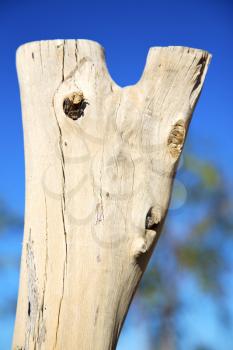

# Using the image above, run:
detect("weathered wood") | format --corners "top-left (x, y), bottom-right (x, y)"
top-left (13, 40), bottom-right (211, 350)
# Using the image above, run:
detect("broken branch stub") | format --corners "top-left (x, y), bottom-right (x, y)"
top-left (13, 40), bottom-right (211, 350)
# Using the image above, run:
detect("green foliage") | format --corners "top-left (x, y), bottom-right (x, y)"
top-left (0, 150), bottom-right (232, 349)
top-left (195, 346), bottom-right (213, 350)
top-left (185, 155), bottom-right (220, 189)
top-left (137, 151), bottom-right (233, 349)
top-left (0, 200), bottom-right (22, 233)
top-left (0, 200), bottom-right (22, 323)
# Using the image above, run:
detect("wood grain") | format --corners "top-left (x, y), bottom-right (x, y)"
top-left (13, 40), bottom-right (211, 350)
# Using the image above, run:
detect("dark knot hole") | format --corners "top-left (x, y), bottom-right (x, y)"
top-left (63, 92), bottom-right (89, 121)
top-left (145, 207), bottom-right (161, 231)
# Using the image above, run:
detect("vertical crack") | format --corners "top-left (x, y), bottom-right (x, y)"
top-left (53, 116), bottom-right (67, 349)
top-left (190, 55), bottom-right (207, 95)
top-left (38, 195), bottom-right (49, 346)
top-left (75, 40), bottom-right (78, 64)
top-left (54, 258), bottom-right (66, 349)
top-left (52, 40), bottom-right (67, 348)
top-left (31, 194), bottom-right (49, 350)
top-left (25, 229), bottom-right (39, 350)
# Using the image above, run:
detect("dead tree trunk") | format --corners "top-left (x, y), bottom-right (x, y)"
top-left (13, 40), bottom-right (211, 350)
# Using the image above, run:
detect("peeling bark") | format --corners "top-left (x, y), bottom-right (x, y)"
top-left (13, 40), bottom-right (211, 350)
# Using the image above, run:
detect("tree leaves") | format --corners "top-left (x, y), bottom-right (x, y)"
top-left (137, 151), bottom-right (233, 349)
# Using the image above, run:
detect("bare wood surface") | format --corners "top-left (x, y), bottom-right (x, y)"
top-left (13, 40), bottom-right (211, 350)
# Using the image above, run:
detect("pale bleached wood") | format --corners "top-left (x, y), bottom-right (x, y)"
top-left (13, 40), bottom-right (211, 350)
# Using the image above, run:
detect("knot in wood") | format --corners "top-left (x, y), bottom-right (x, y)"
top-left (63, 91), bottom-right (89, 120)
top-left (167, 120), bottom-right (185, 158)
top-left (145, 207), bottom-right (161, 231)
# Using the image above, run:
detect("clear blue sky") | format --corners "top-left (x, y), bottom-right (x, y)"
top-left (0, 0), bottom-right (232, 349)
top-left (0, 0), bottom-right (232, 216)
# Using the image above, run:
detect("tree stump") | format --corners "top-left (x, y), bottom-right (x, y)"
top-left (13, 40), bottom-right (211, 350)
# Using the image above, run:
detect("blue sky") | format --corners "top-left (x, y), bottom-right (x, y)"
top-left (0, 0), bottom-right (232, 349)
top-left (0, 0), bottom-right (232, 216)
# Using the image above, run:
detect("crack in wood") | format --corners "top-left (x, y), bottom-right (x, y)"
top-left (14, 41), bottom-right (211, 350)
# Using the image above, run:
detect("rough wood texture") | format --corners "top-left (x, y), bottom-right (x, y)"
top-left (13, 40), bottom-right (211, 350)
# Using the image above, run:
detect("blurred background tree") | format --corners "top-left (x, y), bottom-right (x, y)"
top-left (0, 201), bottom-right (22, 233)
top-left (0, 0), bottom-right (232, 348)
top-left (1, 144), bottom-right (232, 350)
top-left (132, 145), bottom-right (233, 350)
top-left (0, 201), bottom-right (22, 348)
